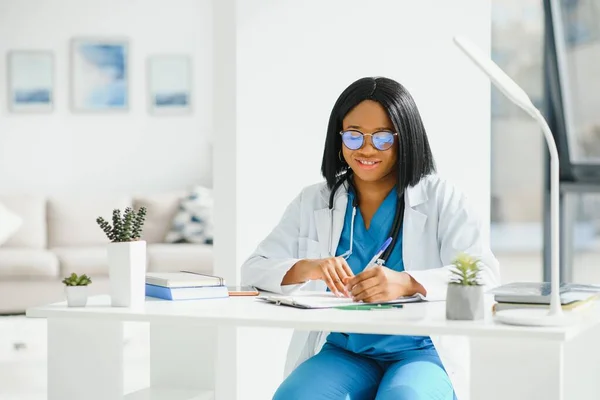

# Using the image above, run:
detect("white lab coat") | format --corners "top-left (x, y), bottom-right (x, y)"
top-left (240, 173), bottom-right (500, 400)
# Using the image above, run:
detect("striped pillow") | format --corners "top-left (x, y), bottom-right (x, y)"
top-left (165, 186), bottom-right (213, 245)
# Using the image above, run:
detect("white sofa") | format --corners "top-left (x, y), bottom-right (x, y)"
top-left (0, 191), bottom-right (213, 314)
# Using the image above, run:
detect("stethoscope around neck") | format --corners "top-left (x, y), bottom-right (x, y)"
top-left (327, 171), bottom-right (405, 265)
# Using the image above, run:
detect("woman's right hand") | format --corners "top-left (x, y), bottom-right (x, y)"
top-left (282, 257), bottom-right (354, 297)
top-left (302, 257), bottom-right (355, 297)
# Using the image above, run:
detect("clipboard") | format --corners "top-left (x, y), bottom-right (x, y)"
top-left (257, 292), bottom-right (422, 309)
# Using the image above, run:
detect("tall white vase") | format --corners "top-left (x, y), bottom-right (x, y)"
top-left (107, 240), bottom-right (146, 308)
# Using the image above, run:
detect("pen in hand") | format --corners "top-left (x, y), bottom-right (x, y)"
top-left (344, 237), bottom-right (393, 297)
top-left (364, 237), bottom-right (393, 270)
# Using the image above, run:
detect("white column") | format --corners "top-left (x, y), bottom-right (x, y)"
top-left (213, 1), bottom-right (242, 399)
top-left (212, 1), bottom-right (491, 399)
top-left (213, 0), bottom-right (239, 286)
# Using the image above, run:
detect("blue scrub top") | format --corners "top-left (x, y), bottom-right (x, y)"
top-left (325, 187), bottom-right (438, 362)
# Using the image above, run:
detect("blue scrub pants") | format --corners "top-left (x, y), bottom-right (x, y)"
top-left (273, 344), bottom-right (454, 400)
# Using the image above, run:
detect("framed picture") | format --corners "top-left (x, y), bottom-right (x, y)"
top-left (7, 51), bottom-right (54, 112)
top-left (147, 55), bottom-right (192, 115)
top-left (70, 37), bottom-right (129, 112)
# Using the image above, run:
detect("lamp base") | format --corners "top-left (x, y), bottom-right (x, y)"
top-left (493, 308), bottom-right (580, 327)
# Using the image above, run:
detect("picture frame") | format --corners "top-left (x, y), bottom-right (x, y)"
top-left (70, 37), bottom-right (129, 112)
top-left (147, 55), bottom-right (192, 115)
top-left (7, 50), bottom-right (54, 113)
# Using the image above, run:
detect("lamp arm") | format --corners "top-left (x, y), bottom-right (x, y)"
top-left (533, 110), bottom-right (563, 317)
top-left (453, 34), bottom-right (575, 325)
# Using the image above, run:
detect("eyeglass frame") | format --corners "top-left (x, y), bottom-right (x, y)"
top-left (339, 129), bottom-right (398, 151)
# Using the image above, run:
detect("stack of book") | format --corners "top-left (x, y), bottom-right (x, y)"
top-left (489, 282), bottom-right (600, 313)
top-left (145, 271), bottom-right (229, 301)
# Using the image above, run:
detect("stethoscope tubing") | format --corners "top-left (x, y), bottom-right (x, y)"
top-left (327, 171), bottom-right (404, 263)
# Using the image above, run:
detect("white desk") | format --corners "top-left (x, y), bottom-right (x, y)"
top-left (27, 295), bottom-right (600, 400)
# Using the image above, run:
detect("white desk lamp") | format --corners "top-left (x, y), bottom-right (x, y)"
top-left (453, 35), bottom-right (577, 326)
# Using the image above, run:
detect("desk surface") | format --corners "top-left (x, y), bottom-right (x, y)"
top-left (26, 294), bottom-right (600, 341)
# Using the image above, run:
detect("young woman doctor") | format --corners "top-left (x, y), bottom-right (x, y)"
top-left (241, 77), bottom-right (500, 400)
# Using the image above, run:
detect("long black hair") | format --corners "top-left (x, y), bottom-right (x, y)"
top-left (321, 77), bottom-right (436, 192)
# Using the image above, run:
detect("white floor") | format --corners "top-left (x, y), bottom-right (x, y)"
top-left (2, 252), bottom-right (600, 400)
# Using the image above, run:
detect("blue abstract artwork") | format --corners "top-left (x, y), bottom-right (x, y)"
top-left (148, 55), bottom-right (191, 114)
top-left (71, 38), bottom-right (129, 111)
top-left (8, 51), bottom-right (54, 112)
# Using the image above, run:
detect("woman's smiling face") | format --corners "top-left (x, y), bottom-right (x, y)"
top-left (341, 100), bottom-right (398, 184)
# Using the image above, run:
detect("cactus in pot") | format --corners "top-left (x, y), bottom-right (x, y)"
top-left (62, 272), bottom-right (92, 307)
top-left (96, 206), bottom-right (147, 308)
top-left (446, 252), bottom-right (484, 320)
top-left (96, 206), bottom-right (147, 242)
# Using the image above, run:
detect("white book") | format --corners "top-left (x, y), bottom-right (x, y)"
top-left (146, 271), bottom-right (225, 288)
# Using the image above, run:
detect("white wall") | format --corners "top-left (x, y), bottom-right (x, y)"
top-left (0, 0), bottom-right (213, 195)
top-left (229, 0), bottom-right (491, 273)
top-left (492, 118), bottom-right (544, 222)
top-left (213, 1), bottom-right (491, 399)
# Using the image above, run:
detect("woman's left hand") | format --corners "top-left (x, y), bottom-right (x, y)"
top-left (345, 266), bottom-right (425, 303)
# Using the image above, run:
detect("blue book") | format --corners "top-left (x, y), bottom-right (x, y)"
top-left (145, 283), bottom-right (229, 301)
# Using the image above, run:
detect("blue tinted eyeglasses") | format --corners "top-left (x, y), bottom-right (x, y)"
top-left (339, 130), bottom-right (398, 151)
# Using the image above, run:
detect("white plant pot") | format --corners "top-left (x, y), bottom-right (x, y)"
top-left (65, 286), bottom-right (88, 307)
top-left (446, 283), bottom-right (484, 320)
top-left (107, 240), bottom-right (146, 308)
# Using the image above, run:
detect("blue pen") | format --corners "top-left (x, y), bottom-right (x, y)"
top-left (364, 237), bottom-right (393, 269)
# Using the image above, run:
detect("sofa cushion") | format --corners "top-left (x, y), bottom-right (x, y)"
top-left (133, 191), bottom-right (186, 244)
top-left (147, 243), bottom-right (213, 274)
top-left (0, 249), bottom-right (59, 278)
top-left (165, 186), bottom-right (214, 245)
top-left (47, 196), bottom-right (132, 247)
top-left (0, 196), bottom-right (47, 249)
top-left (52, 246), bottom-right (110, 277)
top-left (0, 202), bottom-right (22, 246)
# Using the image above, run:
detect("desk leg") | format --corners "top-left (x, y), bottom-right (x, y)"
top-left (470, 333), bottom-right (600, 400)
top-left (214, 327), bottom-right (295, 400)
top-left (470, 337), bottom-right (563, 400)
top-left (563, 321), bottom-right (600, 399)
top-left (47, 318), bottom-right (123, 400)
top-left (468, 327), bottom-right (600, 400)
top-left (215, 326), bottom-right (237, 400)
top-left (149, 322), bottom-right (216, 394)
top-left (149, 324), bottom-right (291, 400)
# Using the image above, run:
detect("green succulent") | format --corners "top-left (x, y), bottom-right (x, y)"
top-left (96, 206), bottom-right (147, 243)
top-left (449, 252), bottom-right (482, 286)
top-left (131, 206), bottom-right (146, 240)
top-left (62, 272), bottom-right (92, 286)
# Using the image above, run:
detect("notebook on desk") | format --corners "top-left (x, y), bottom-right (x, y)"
top-left (145, 271), bottom-right (227, 301)
top-left (488, 282), bottom-right (600, 305)
top-left (257, 292), bottom-right (423, 309)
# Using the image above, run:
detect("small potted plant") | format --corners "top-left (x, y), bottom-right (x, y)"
top-left (96, 206), bottom-right (147, 308)
top-left (446, 252), bottom-right (484, 320)
top-left (62, 272), bottom-right (92, 307)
